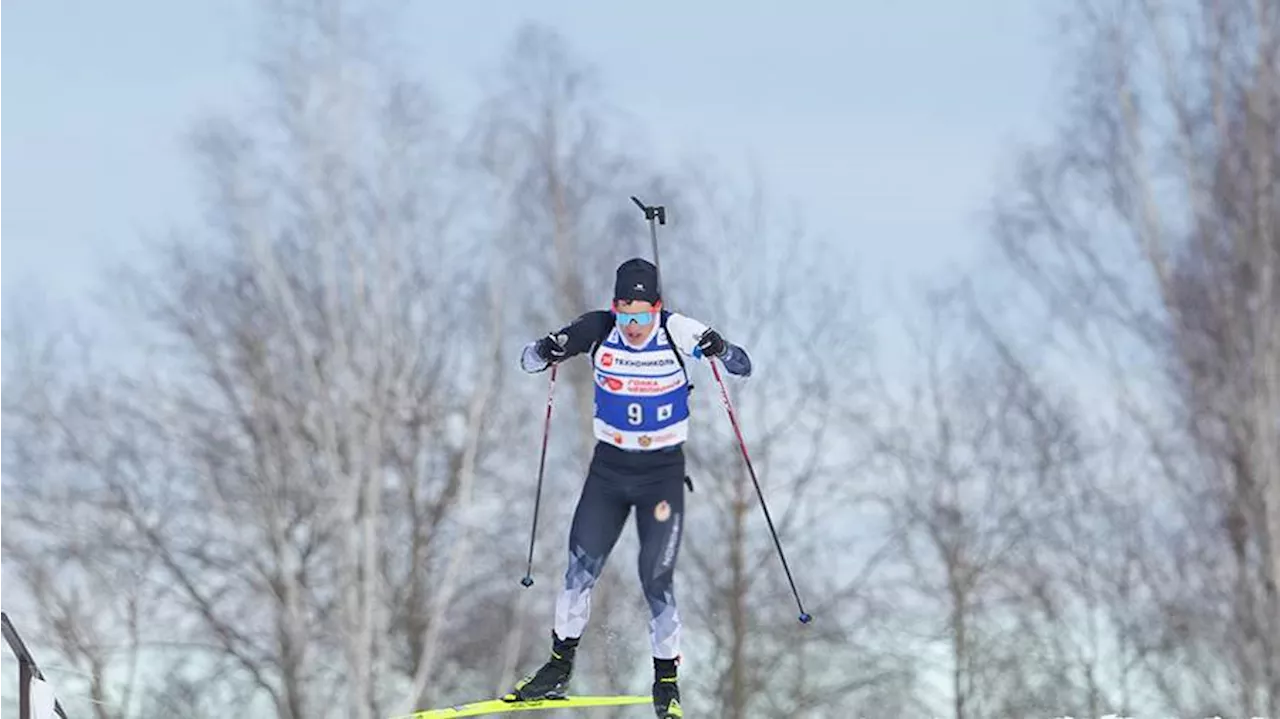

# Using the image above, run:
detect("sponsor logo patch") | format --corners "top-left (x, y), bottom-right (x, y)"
top-left (595, 374), bottom-right (685, 396)
top-left (625, 377), bottom-right (683, 394)
top-left (654, 500), bottom-right (671, 522)
top-left (596, 373), bottom-right (624, 392)
top-left (613, 355), bottom-right (676, 368)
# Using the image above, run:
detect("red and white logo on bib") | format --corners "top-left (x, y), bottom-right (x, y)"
top-left (600, 352), bottom-right (615, 367)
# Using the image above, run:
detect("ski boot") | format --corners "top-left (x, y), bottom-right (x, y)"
top-left (503, 633), bottom-right (579, 702)
top-left (652, 657), bottom-right (683, 718)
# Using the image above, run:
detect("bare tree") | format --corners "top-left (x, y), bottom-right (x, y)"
top-left (868, 288), bottom-right (1095, 719)
top-left (4, 3), bottom-right (512, 718)
top-left (987, 0), bottom-right (1279, 714)
top-left (2, 323), bottom-right (151, 719)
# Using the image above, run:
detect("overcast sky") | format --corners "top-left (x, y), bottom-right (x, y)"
top-left (3, 0), bottom-right (1062, 326)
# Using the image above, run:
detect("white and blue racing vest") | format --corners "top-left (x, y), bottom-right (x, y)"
top-left (592, 324), bottom-right (691, 451)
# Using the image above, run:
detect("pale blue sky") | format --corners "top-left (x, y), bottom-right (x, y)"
top-left (3, 0), bottom-right (1062, 319)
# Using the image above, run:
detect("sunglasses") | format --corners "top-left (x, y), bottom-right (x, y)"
top-left (613, 301), bottom-right (659, 325)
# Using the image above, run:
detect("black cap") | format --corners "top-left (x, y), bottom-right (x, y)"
top-left (613, 258), bottom-right (660, 303)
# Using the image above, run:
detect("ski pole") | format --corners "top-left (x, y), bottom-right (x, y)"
top-left (708, 359), bottom-right (812, 624)
top-left (521, 362), bottom-right (558, 587)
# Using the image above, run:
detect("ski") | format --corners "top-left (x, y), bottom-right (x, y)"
top-left (391, 694), bottom-right (651, 718)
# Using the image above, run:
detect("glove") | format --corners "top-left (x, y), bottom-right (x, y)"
top-left (536, 333), bottom-right (569, 362)
top-left (696, 329), bottom-right (727, 358)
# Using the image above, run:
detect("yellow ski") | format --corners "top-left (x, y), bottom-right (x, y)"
top-left (391, 695), bottom-right (651, 718)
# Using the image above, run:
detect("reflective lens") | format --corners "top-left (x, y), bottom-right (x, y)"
top-left (615, 310), bottom-right (654, 325)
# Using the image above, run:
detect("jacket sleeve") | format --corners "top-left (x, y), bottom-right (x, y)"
top-left (519, 310), bottom-right (614, 374)
top-left (665, 312), bottom-right (753, 377)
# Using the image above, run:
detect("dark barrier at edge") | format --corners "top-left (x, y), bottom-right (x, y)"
top-left (2, 612), bottom-right (69, 719)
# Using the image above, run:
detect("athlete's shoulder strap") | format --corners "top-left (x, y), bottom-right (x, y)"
top-left (660, 310), bottom-right (693, 388)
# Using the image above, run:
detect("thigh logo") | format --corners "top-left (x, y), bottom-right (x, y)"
top-left (660, 518), bottom-right (681, 569)
top-left (654, 500), bottom-right (671, 522)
